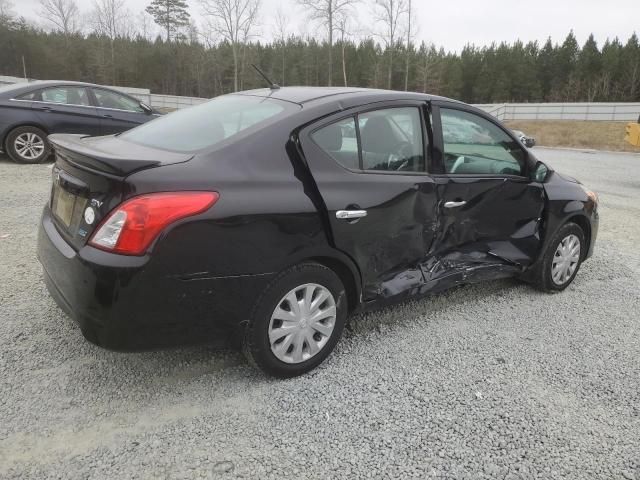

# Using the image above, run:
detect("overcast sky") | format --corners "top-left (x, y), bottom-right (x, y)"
top-left (12, 0), bottom-right (640, 52)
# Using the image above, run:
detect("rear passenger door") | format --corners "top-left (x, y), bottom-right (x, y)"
top-left (33, 86), bottom-right (101, 136)
top-left (90, 88), bottom-right (152, 135)
top-left (299, 102), bottom-right (438, 302)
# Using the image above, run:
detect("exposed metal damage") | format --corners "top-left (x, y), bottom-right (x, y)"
top-left (362, 182), bottom-right (544, 302)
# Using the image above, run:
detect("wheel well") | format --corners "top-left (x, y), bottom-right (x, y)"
top-left (566, 214), bottom-right (591, 258)
top-left (309, 256), bottom-right (360, 313)
top-left (3, 123), bottom-right (49, 150)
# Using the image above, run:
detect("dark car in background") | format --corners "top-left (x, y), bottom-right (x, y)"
top-left (0, 80), bottom-right (159, 164)
top-left (37, 87), bottom-right (598, 377)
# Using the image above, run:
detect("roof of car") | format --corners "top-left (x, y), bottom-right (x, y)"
top-left (0, 80), bottom-right (140, 99)
top-left (1, 80), bottom-right (102, 90)
top-left (30, 80), bottom-right (96, 86)
top-left (237, 86), bottom-right (458, 106)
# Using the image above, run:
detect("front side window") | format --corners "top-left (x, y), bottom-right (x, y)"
top-left (40, 87), bottom-right (90, 106)
top-left (311, 106), bottom-right (426, 173)
top-left (122, 95), bottom-right (290, 152)
top-left (441, 108), bottom-right (525, 176)
top-left (92, 89), bottom-right (143, 112)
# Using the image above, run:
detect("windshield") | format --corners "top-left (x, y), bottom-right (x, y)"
top-left (122, 95), bottom-right (294, 153)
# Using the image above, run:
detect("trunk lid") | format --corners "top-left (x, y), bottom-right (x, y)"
top-left (48, 134), bottom-right (194, 250)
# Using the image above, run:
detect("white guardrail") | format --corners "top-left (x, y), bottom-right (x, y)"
top-left (144, 93), bottom-right (207, 110)
top-left (2, 75), bottom-right (639, 119)
top-left (144, 99), bottom-right (639, 121)
top-left (475, 102), bottom-right (640, 122)
top-left (148, 98), bottom-right (640, 121)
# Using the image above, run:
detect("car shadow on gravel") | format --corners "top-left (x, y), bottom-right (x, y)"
top-left (343, 277), bottom-right (528, 335)
top-left (38, 249), bottom-right (615, 393)
top-left (72, 276), bottom-right (539, 385)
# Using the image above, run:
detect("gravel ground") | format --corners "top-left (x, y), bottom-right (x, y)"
top-left (1, 147), bottom-right (639, 479)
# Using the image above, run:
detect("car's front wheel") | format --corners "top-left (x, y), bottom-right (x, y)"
top-left (531, 222), bottom-right (585, 292)
top-left (243, 262), bottom-right (348, 378)
top-left (5, 126), bottom-right (50, 164)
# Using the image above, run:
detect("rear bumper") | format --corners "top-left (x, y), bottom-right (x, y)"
top-left (37, 205), bottom-right (274, 351)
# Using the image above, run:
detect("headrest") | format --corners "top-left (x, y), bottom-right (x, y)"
top-left (360, 116), bottom-right (398, 154)
top-left (314, 123), bottom-right (343, 151)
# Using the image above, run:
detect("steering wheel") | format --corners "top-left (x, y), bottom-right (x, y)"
top-left (450, 155), bottom-right (466, 174)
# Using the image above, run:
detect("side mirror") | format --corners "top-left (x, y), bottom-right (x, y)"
top-left (532, 161), bottom-right (550, 182)
top-left (140, 102), bottom-right (153, 114)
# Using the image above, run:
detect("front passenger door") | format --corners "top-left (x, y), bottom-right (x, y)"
top-left (91, 88), bottom-right (153, 135)
top-left (430, 104), bottom-right (545, 275)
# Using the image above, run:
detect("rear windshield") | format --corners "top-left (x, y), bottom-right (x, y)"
top-left (122, 95), bottom-right (294, 153)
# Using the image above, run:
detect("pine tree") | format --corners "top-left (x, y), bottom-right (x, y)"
top-left (600, 38), bottom-right (623, 100)
top-left (145, 0), bottom-right (190, 43)
top-left (577, 34), bottom-right (602, 101)
top-left (537, 38), bottom-right (556, 100)
top-left (620, 33), bottom-right (640, 101)
top-left (556, 31), bottom-right (580, 100)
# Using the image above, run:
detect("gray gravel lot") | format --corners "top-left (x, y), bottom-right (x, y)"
top-left (1, 147), bottom-right (639, 479)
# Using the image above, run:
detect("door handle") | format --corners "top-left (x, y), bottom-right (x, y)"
top-left (444, 200), bottom-right (467, 208)
top-left (336, 210), bottom-right (367, 220)
top-left (102, 114), bottom-right (113, 118)
top-left (39, 106), bottom-right (53, 111)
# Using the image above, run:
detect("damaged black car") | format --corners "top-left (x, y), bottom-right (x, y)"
top-left (37, 87), bottom-right (599, 377)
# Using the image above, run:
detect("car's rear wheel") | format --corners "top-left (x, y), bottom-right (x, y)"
top-left (243, 262), bottom-right (348, 378)
top-left (531, 222), bottom-right (585, 292)
top-left (5, 126), bottom-right (50, 164)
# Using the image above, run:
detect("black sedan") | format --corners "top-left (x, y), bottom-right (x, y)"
top-left (37, 87), bottom-right (599, 377)
top-left (0, 80), bottom-right (159, 164)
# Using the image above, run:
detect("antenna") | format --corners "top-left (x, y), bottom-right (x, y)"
top-left (251, 64), bottom-right (280, 90)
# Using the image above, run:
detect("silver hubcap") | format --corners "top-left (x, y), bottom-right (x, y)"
top-left (269, 283), bottom-right (337, 364)
top-left (14, 132), bottom-right (45, 160)
top-left (552, 234), bottom-right (581, 285)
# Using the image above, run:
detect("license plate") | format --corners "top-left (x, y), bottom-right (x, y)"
top-left (52, 183), bottom-right (86, 229)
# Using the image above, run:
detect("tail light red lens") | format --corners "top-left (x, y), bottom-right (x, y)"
top-left (89, 192), bottom-right (219, 255)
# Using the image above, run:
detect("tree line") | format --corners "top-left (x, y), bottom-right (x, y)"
top-left (0, 0), bottom-right (639, 104)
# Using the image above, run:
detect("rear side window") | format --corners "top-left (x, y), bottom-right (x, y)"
top-left (310, 118), bottom-right (359, 169)
top-left (123, 95), bottom-right (290, 153)
top-left (41, 87), bottom-right (90, 106)
top-left (312, 107), bottom-right (426, 173)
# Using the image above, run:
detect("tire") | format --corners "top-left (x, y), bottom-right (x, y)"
top-left (243, 262), bottom-right (348, 378)
top-left (530, 222), bottom-right (585, 292)
top-left (5, 126), bottom-right (50, 164)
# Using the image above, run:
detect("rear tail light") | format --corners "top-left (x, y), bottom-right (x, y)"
top-left (89, 192), bottom-right (218, 255)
